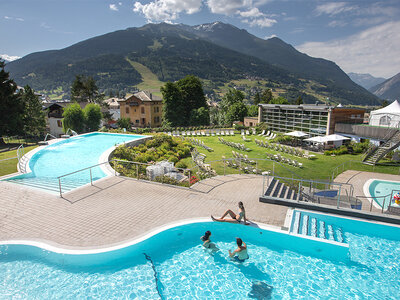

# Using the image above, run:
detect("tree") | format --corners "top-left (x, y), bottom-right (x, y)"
top-left (71, 75), bottom-right (104, 103)
top-left (83, 104), bottom-right (102, 132)
top-left (271, 96), bottom-right (289, 104)
top-left (247, 105), bottom-right (258, 117)
top-left (176, 75), bottom-right (207, 124)
top-left (226, 102), bottom-right (248, 124)
top-left (254, 92), bottom-right (261, 105)
top-left (117, 117), bottom-right (131, 129)
top-left (161, 75), bottom-right (209, 127)
top-left (0, 60), bottom-right (24, 137)
top-left (295, 95), bottom-right (303, 105)
top-left (21, 85), bottom-right (46, 137)
top-left (161, 82), bottom-right (185, 126)
top-left (220, 89), bottom-right (245, 110)
top-left (63, 103), bottom-right (85, 133)
top-left (189, 107), bottom-right (210, 126)
top-left (381, 100), bottom-right (389, 108)
top-left (260, 88), bottom-right (273, 104)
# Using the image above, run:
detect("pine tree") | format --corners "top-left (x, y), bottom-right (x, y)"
top-left (21, 85), bottom-right (46, 137)
top-left (0, 60), bottom-right (24, 138)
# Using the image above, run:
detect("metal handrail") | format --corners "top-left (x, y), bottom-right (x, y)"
top-left (57, 158), bottom-right (193, 197)
top-left (16, 144), bottom-right (25, 173)
top-left (65, 128), bottom-right (78, 136)
top-left (44, 133), bottom-right (57, 141)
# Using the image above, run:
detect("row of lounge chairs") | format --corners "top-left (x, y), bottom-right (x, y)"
top-left (232, 151), bottom-right (255, 164)
top-left (191, 149), bottom-right (216, 176)
top-left (266, 152), bottom-right (303, 168)
top-left (182, 137), bottom-right (213, 152)
top-left (254, 139), bottom-right (316, 159)
top-left (241, 129), bottom-right (257, 135)
top-left (167, 130), bottom-right (235, 137)
top-left (218, 137), bottom-right (250, 152)
top-left (222, 155), bottom-right (261, 174)
top-left (257, 130), bottom-right (277, 139)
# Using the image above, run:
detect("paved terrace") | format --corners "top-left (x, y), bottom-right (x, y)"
top-left (0, 174), bottom-right (287, 249)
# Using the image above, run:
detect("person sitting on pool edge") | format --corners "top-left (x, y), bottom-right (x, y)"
top-left (229, 237), bottom-right (249, 262)
top-left (211, 201), bottom-right (249, 225)
top-left (200, 230), bottom-right (212, 248)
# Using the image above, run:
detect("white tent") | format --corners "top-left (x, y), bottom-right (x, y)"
top-left (324, 134), bottom-right (350, 142)
top-left (369, 100), bottom-right (400, 128)
top-left (304, 136), bottom-right (326, 143)
top-left (284, 131), bottom-right (308, 138)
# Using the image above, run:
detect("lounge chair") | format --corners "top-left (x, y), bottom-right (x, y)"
top-left (258, 130), bottom-right (265, 136)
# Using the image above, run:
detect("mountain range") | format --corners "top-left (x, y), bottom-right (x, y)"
top-left (5, 22), bottom-right (380, 105)
top-left (347, 72), bottom-right (386, 90)
top-left (369, 72), bottom-right (400, 101)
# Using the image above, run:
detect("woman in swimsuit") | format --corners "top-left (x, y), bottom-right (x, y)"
top-left (211, 201), bottom-right (248, 225)
top-left (229, 237), bottom-right (249, 262)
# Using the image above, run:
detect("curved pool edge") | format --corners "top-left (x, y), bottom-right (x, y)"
top-left (0, 216), bottom-right (350, 260)
top-left (363, 178), bottom-right (382, 209)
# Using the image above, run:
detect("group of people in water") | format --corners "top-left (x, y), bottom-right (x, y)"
top-left (201, 201), bottom-right (250, 262)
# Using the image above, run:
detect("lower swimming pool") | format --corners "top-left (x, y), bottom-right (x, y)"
top-left (366, 179), bottom-right (400, 209)
top-left (1, 216), bottom-right (399, 299)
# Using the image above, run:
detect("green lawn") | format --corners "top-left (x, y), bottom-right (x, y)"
top-left (0, 146), bottom-right (37, 176)
top-left (179, 134), bottom-right (400, 181)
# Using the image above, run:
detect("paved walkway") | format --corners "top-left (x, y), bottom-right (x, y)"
top-left (0, 174), bottom-right (288, 249)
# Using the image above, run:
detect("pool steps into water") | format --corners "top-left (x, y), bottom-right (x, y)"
top-left (291, 211), bottom-right (345, 243)
top-left (6, 176), bottom-right (89, 193)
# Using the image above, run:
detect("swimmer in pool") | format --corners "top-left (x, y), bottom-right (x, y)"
top-left (211, 201), bottom-right (249, 225)
top-left (200, 230), bottom-right (212, 248)
top-left (229, 237), bottom-right (249, 262)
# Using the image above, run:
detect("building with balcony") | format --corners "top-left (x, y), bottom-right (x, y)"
top-left (118, 91), bottom-right (163, 128)
top-left (258, 104), bottom-right (365, 136)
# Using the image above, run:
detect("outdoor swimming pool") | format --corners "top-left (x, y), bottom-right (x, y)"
top-left (1, 216), bottom-right (399, 299)
top-left (367, 179), bottom-right (400, 209)
top-left (5, 132), bottom-right (145, 193)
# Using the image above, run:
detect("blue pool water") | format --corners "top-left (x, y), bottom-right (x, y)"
top-left (1, 219), bottom-right (399, 299)
top-left (368, 179), bottom-right (400, 208)
top-left (5, 132), bottom-right (143, 192)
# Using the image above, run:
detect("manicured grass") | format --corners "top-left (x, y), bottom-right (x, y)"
top-left (181, 134), bottom-right (400, 181)
top-left (0, 146), bottom-right (37, 176)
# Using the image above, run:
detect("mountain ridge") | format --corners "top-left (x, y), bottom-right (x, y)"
top-left (369, 72), bottom-right (400, 100)
top-left (348, 72), bottom-right (386, 90)
top-left (6, 22), bottom-right (380, 105)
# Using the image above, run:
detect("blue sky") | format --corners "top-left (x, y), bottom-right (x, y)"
top-left (1, 0), bottom-right (399, 78)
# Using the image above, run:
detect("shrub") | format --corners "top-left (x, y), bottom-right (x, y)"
top-left (175, 161), bottom-right (188, 169)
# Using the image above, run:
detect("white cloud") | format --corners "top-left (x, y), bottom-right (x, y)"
top-left (118, 2), bottom-right (122, 5)
top-left (109, 4), bottom-right (119, 11)
top-left (328, 20), bottom-right (347, 28)
top-left (296, 21), bottom-right (400, 78)
top-left (134, 0), bottom-right (202, 22)
top-left (4, 16), bottom-right (24, 21)
top-left (315, 2), bottom-right (357, 16)
top-left (243, 16), bottom-right (276, 28)
top-left (233, 4), bottom-right (277, 28)
top-left (206, 0), bottom-right (251, 15)
top-left (0, 54), bottom-right (21, 62)
top-left (238, 7), bottom-right (263, 18)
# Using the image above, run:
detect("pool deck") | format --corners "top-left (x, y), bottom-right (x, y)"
top-left (0, 174), bottom-right (288, 249)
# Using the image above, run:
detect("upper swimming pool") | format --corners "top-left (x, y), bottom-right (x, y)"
top-left (0, 217), bottom-right (399, 299)
top-left (367, 179), bottom-right (400, 209)
top-left (5, 132), bottom-right (145, 193)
